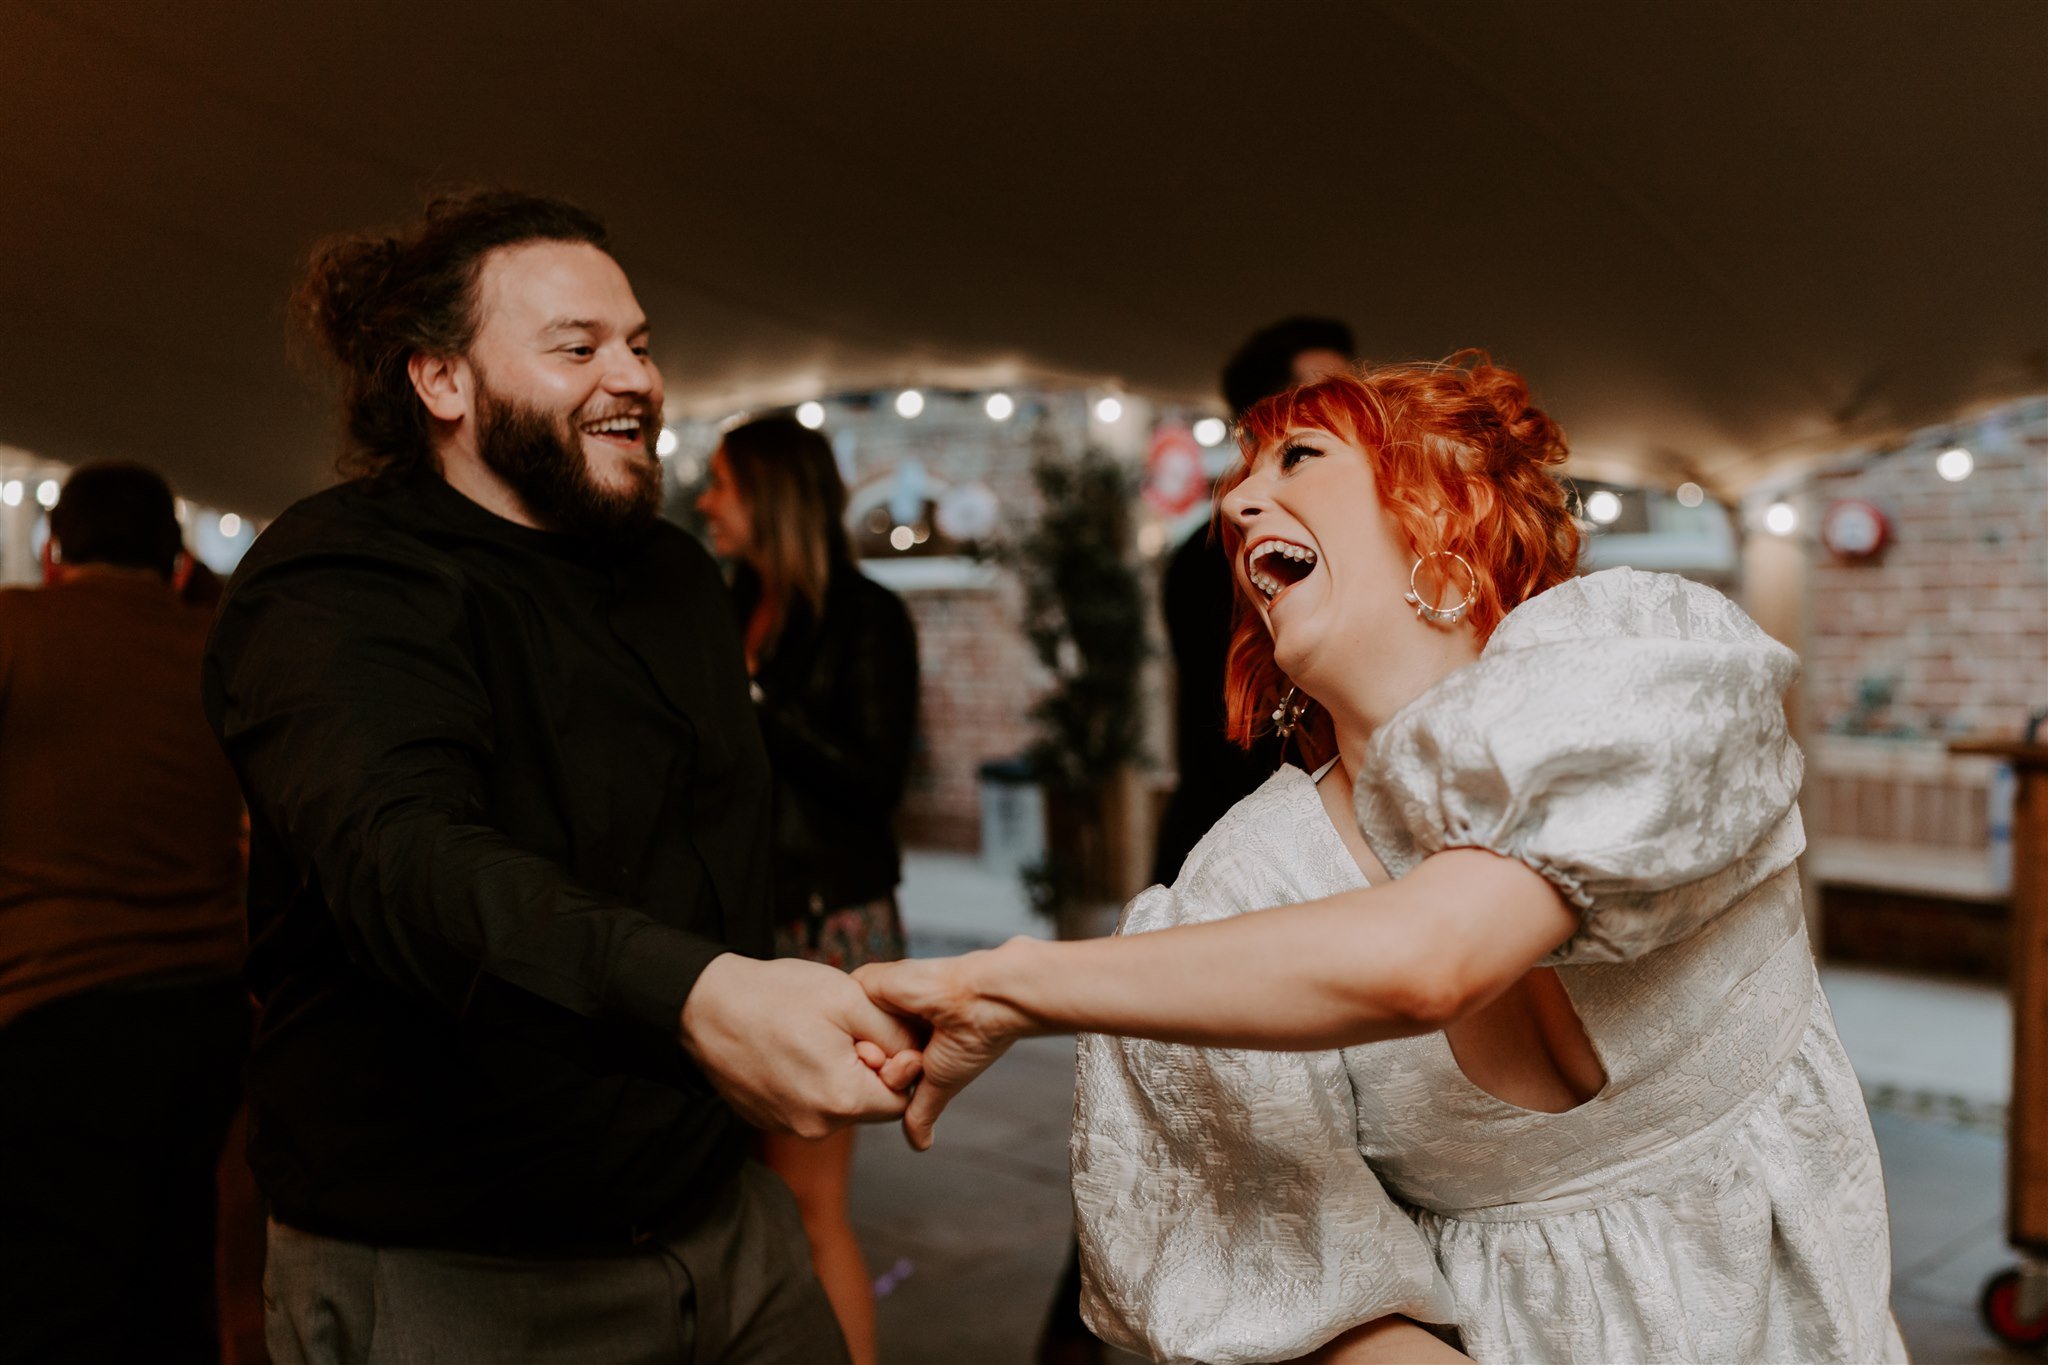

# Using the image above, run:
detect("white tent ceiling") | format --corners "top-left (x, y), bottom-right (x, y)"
top-left (2, 0), bottom-right (2043, 514)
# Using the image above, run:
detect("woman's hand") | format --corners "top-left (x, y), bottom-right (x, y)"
top-left (854, 945), bottom-right (1037, 1150)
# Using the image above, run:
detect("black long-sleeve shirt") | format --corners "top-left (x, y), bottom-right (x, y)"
top-left (203, 472), bottom-right (772, 1252)
top-left (734, 563), bottom-right (919, 922)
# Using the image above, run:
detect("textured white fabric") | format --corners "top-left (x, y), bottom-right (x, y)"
top-left (1072, 568), bottom-right (1904, 1364)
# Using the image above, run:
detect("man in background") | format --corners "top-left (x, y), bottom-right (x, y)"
top-left (0, 463), bottom-right (249, 1364)
top-left (1150, 315), bottom-right (1356, 884)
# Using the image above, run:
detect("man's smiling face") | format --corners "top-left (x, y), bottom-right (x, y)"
top-left (459, 240), bottom-right (666, 534)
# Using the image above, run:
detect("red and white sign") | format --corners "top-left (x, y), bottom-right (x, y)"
top-left (1144, 425), bottom-right (1206, 518)
top-left (1820, 499), bottom-right (1889, 560)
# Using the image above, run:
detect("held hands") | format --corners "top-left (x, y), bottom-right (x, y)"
top-left (854, 944), bottom-right (1036, 1151)
top-left (680, 954), bottom-right (924, 1139)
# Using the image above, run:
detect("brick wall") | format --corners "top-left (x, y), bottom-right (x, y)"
top-left (1802, 396), bottom-right (2048, 740)
top-left (899, 581), bottom-right (1048, 848)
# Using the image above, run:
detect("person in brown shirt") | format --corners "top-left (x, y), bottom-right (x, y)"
top-left (0, 461), bottom-right (249, 1365)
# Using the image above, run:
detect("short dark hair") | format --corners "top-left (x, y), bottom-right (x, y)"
top-left (293, 189), bottom-right (610, 480)
top-left (1221, 316), bottom-right (1356, 420)
top-left (49, 463), bottom-right (183, 576)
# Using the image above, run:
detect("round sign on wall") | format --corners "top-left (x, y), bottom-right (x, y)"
top-left (1820, 499), bottom-right (1889, 559)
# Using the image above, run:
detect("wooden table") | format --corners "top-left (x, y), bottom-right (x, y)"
top-left (1951, 739), bottom-right (2048, 1253)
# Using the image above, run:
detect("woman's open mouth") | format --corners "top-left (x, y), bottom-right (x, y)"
top-left (1245, 537), bottom-right (1319, 605)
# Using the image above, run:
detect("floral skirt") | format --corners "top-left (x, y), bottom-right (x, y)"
top-left (773, 895), bottom-right (906, 971)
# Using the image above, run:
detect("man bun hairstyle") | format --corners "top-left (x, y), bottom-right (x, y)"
top-left (293, 189), bottom-right (610, 479)
top-left (49, 462), bottom-right (184, 577)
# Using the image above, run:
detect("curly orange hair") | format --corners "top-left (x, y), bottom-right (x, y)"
top-left (1219, 350), bottom-right (1581, 757)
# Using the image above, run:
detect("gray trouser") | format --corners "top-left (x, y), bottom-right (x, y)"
top-left (263, 1160), bottom-right (849, 1365)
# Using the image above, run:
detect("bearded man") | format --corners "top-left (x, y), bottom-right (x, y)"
top-left (204, 191), bottom-right (916, 1364)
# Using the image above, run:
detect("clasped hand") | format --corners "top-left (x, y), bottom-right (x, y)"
top-left (679, 946), bottom-right (1031, 1150)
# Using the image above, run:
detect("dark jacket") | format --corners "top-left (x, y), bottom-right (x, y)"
top-left (203, 472), bottom-right (771, 1252)
top-left (733, 562), bottom-right (919, 924)
top-left (1151, 526), bottom-right (1285, 885)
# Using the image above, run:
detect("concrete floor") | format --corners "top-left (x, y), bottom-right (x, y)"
top-left (875, 851), bottom-right (2035, 1363)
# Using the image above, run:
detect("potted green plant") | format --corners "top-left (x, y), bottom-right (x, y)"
top-left (1005, 434), bottom-right (1149, 936)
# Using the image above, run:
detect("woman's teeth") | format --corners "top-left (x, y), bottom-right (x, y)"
top-left (1246, 539), bottom-right (1318, 600)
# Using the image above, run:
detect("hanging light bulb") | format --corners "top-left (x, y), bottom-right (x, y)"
top-left (1675, 482), bottom-right (1705, 508)
top-left (796, 402), bottom-right (826, 430)
top-left (219, 513), bottom-right (243, 538)
top-left (1585, 490), bottom-right (1623, 525)
top-left (0, 481), bottom-right (22, 508)
top-left (1764, 502), bottom-right (1798, 536)
top-left (1192, 417), bottom-right (1228, 447)
top-left (895, 390), bottom-right (925, 419)
top-left (1094, 396), bottom-right (1123, 423)
top-left (656, 427), bottom-right (679, 457)
top-left (35, 479), bottom-right (60, 509)
top-left (1936, 446), bottom-right (1974, 482)
top-left (984, 393), bottom-right (1015, 421)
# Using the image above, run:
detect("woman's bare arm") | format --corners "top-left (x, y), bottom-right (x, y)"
top-left (1303, 1316), bottom-right (1471, 1363)
top-left (858, 847), bottom-right (1576, 1148)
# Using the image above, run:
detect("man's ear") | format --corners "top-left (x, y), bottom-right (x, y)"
top-left (408, 352), bottom-right (471, 424)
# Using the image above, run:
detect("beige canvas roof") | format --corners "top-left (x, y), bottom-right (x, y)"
top-left (2, 0), bottom-right (2043, 512)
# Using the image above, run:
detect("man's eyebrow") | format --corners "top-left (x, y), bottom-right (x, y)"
top-left (540, 317), bottom-right (651, 337)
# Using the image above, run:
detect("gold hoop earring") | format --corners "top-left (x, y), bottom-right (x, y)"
top-left (1270, 686), bottom-right (1310, 740)
top-left (1404, 551), bottom-right (1477, 626)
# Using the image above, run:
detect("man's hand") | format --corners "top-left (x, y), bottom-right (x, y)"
top-left (681, 953), bottom-right (925, 1139)
top-left (854, 946), bottom-right (1035, 1151)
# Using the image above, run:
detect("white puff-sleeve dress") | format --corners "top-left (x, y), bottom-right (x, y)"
top-left (1071, 568), bottom-right (1904, 1364)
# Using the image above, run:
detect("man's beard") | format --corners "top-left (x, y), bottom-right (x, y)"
top-left (472, 378), bottom-right (663, 538)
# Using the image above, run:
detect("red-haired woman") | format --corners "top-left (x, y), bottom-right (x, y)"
top-left (859, 355), bottom-right (1901, 1364)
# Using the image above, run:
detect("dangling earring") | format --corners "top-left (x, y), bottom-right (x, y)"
top-left (1271, 686), bottom-right (1311, 740)
top-left (1403, 551), bottom-right (1478, 627)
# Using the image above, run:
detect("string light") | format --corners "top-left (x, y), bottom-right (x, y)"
top-left (1585, 490), bottom-right (1623, 524)
top-left (656, 427), bottom-right (680, 456)
top-left (0, 481), bottom-right (21, 507)
top-left (796, 402), bottom-right (825, 430)
top-left (219, 513), bottom-right (242, 538)
top-left (985, 393), bottom-right (1015, 421)
top-left (889, 525), bottom-right (916, 551)
top-left (1192, 417), bottom-right (1227, 447)
top-left (1094, 396), bottom-right (1123, 423)
top-left (1676, 482), bottom-right (1705, 508)
top-left (1936, 446), bottom-right (1974, 482)
top-left (35, 480), bottom-right (59, 509)
top-left (895, 390), bottom-right (925, 419)
top-left (1764, 502), bottom-right (1798, 536)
